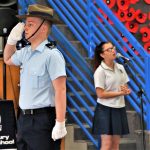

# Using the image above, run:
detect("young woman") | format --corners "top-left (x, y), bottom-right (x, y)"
top-left (92, 41), bottom-right (131, 150)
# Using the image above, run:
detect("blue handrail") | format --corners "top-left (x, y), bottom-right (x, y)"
top-left (54, 1), bottom-right (88, 42)
top-left (61, 48), bottom-right (95, 93)
top-left (62, 0), bottom-right (88, 33)
top-left (67, 94), bottom-right (92, 127)
top-left (67, 107), bottom-right (98, 147)
top-left (67, 82), bottom-right (94, 117)
top-left (67, 69), bottom-right (96, 106)
top-left (50, 1), bottom-right (88, 50)
top-left (52, 25), bottom-right (93, 76)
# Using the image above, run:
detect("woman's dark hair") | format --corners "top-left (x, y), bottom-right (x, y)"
top-left (94, 41), bottom-right (108, 70)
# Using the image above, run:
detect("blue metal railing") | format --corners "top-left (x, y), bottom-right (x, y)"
top-left (18, 0), bottom-right (150, 149)
top-left (49, 0), bottom-right (150, 127)
top-left (67, 69), bottom-right (96, 106)
top-left (51, 26), bottom-right (93, 79)
top-left (67, 107), bottom-right (98, 147)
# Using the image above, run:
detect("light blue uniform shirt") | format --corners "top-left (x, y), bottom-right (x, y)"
top-left (11, 40), bottom-right (66, 109)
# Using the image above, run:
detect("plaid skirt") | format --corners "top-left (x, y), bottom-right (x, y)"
top-left (92, 103), bottom-right (129, 135)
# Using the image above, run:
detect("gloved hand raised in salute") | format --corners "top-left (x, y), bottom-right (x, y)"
top-left (7, 22), bottom-right (25, 45)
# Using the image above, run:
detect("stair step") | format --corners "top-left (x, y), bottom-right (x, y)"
top-left (134, 130), bottom-right (150, 150)
top-left (67, 77), bottom-right (84, 92)
top-left (65, 125), bottom-right (87, 150)
top-left (76, 140), bottom-right (97, 150)
top-left (57, 24), bottom-right (77, 40)
top-left (66, 123), bottom-right (137, 150)
top-left (75, 138), bottom-right (136, 150)
top-left (67, 91), bottom-right (96, 108)
top-left (120, 138), bottom-right (136, 150)
top-left (84, 57), bottom-right (94, 69)
top-left (67, 76), bottom-right (95, 93)
top-left (124, 110), bottom-right (141, 139)
top-left (66, 107), bottom-right (94, 124)
top-left (70, 41), bottom-right (88, 57)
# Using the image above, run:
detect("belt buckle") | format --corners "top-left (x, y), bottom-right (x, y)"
top-left (30, 109), bottom-right (33, 115)
top-left (22, 109), bottom-right (34, 115)
top-left (22, 110), bottom-right (26, 115)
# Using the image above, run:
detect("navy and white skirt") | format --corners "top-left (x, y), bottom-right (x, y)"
top-left (92, 103), bottom-right (129, 135)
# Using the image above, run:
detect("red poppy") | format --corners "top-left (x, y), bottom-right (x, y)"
top-left (130, 0), bottom-right (139, 4)
top-left (125, 7), bottom-right (136, 22)
top-left (117, 0), bottom-right (130, 10)
top-left (144, 0), bottom-right (150, 4)
top-left (116, 9), bottom-right (128, 22)
top-left (135, 9), bottom-right (147, 23)
top-left (144, 41), bottom-right (150, 54)
top-left (140, 27), bottom-right (150, 42)
top-left (125, 21), bottom-right (139, 33)
top-left (97, 8), bottom-right (107, 23)
top-left (103, 0), bottom-right (116, 8)
top-left (149, 12), bottom-right (150, 27)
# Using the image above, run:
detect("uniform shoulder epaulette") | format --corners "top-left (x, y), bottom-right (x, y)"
top-left (45, 41), bottom-right (57, 49)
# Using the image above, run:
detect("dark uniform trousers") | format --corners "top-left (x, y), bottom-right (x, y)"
top-left (17, 107), bottom-right (61, 150)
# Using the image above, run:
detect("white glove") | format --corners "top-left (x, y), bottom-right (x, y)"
top-left (7, 22), bottom-right (25, 45)
top-left (52, 120), bottom-right (67, 141)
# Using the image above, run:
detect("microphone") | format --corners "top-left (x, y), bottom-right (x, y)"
top-left (116, 53), bottom-right (130, 61)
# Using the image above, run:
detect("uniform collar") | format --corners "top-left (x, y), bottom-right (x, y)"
top-left (35, 40), bottom-right (49, 52)
top-left (27, 40), bottom-right (49, 53)
top-left (101, 61), bottom-right (117, 71)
